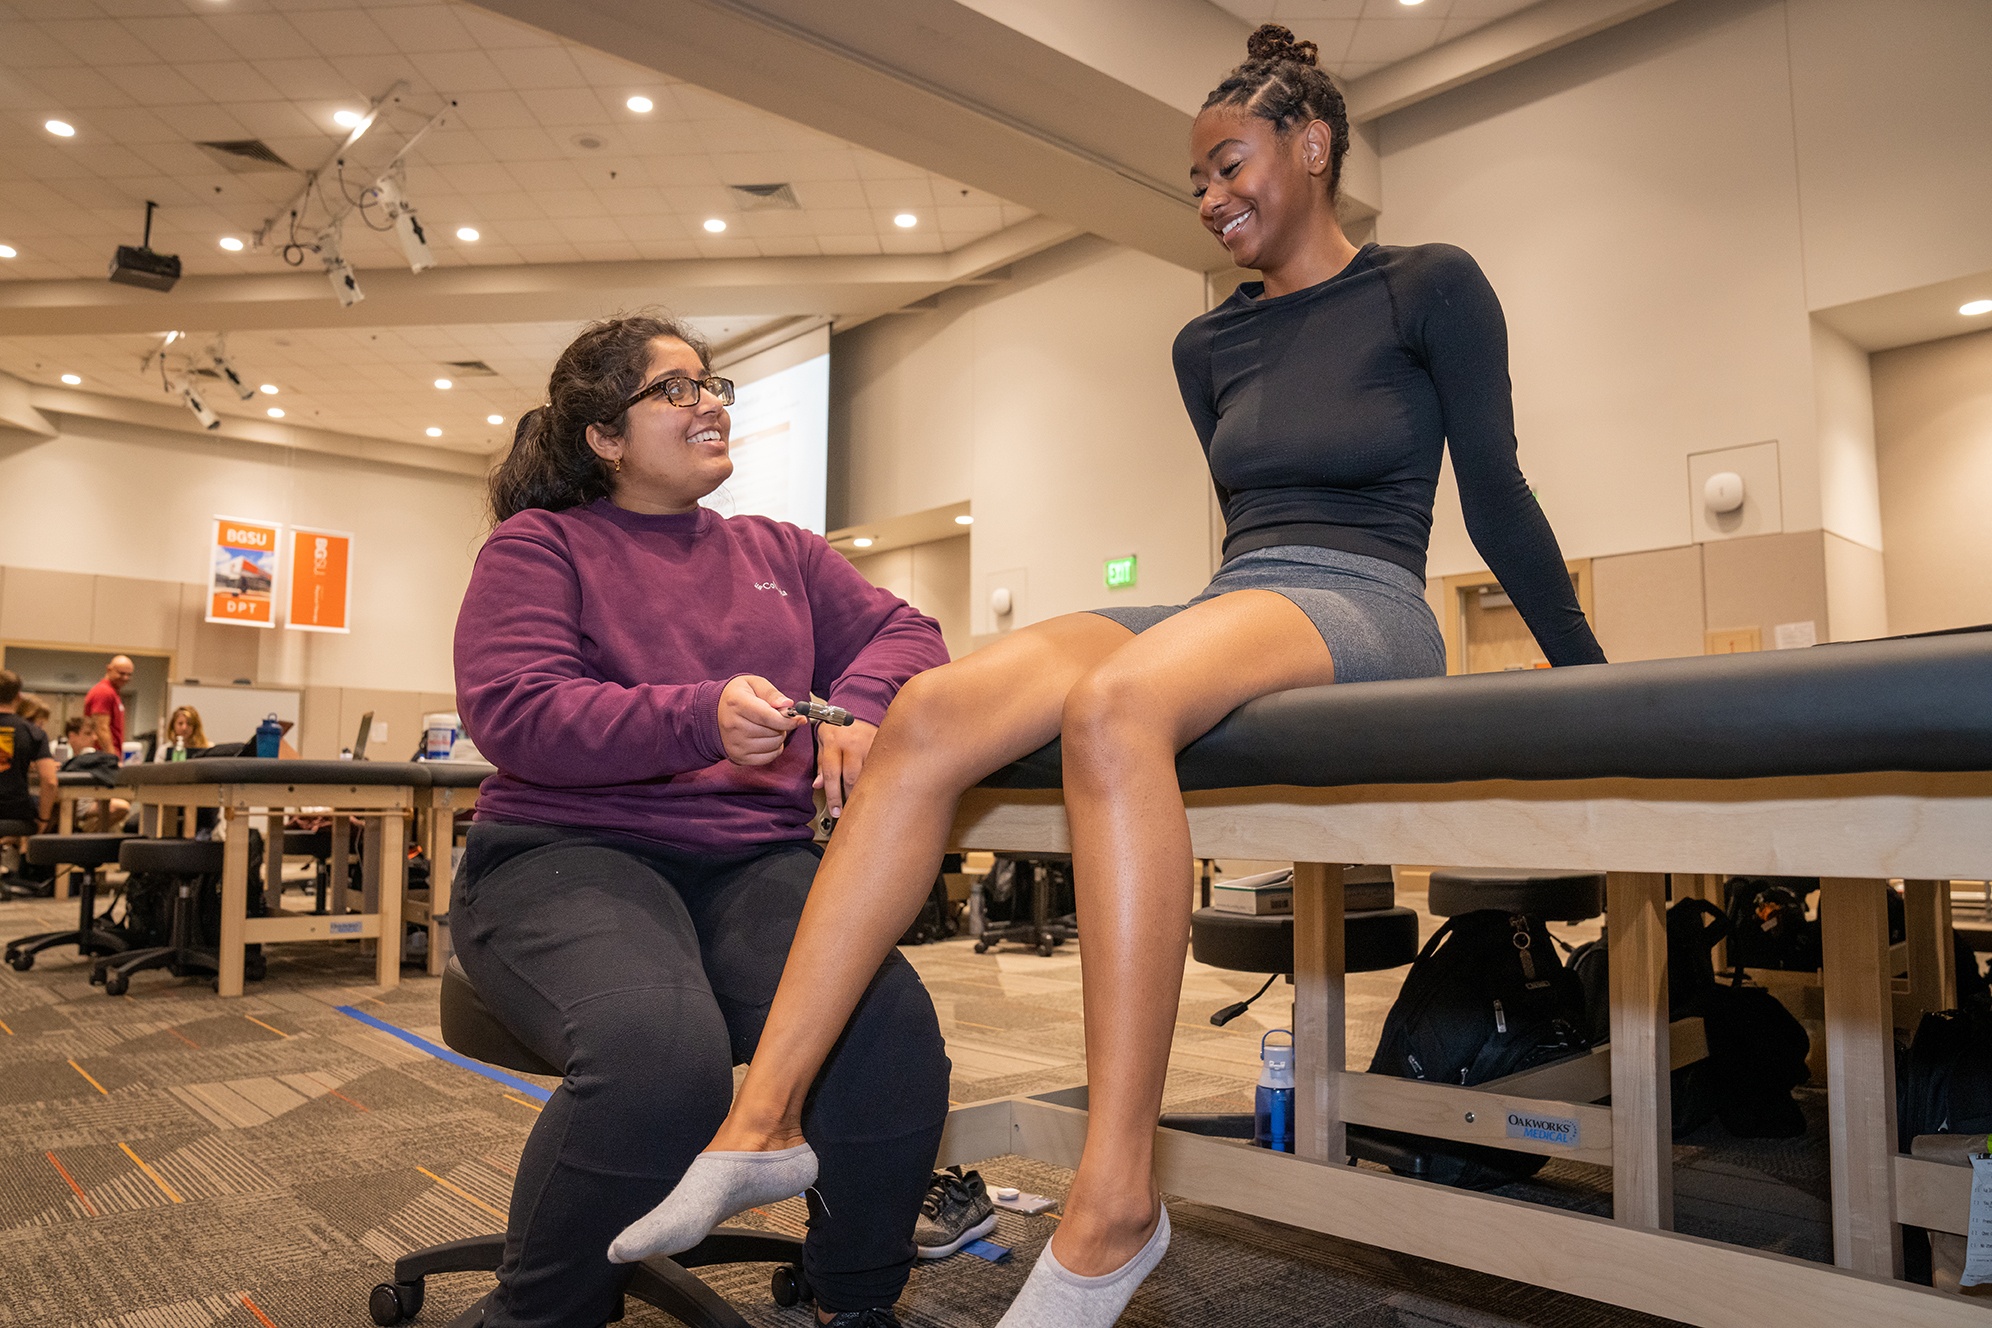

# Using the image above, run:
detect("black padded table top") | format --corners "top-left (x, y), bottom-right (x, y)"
top-left (981, 633), bottom-right (1992, 791)
top-left (119, 758), bottom-right (435, 787)
top-left (56, 770), bottom-right (109, 787)
top-left (424, 761), bottom-right (495, 788)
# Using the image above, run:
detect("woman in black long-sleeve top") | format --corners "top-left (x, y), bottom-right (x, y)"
top-left (615, 23), bottom-right (1605, 1327)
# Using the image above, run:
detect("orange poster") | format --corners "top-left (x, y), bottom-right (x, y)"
top-left (287, 527), bottom-right (352, 633)
top-left (207, 516), bottom-right (280, 628)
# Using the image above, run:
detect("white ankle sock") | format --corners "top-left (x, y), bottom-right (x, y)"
top-left (607, 1143), bottom-right (818, 1263)
top-left (995, 1203), bottom-right (1170, 1328)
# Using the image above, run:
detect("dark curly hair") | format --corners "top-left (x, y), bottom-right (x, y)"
top-left (1202, 23), bottom-right (1351, 202)
top-left (487, 313), bottom-right (712, 523)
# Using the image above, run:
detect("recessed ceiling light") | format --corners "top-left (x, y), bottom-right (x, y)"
top-left (434, 378), bottom-right (453, 390)
top-left (266, 406), bottom-right (285, 418)
top-left (486, 413), bottom-right (504, 425)
top-left (851, 537), bottom-right (875, 548)
top-left (259, 383), bottom-right (278, 395)
top-left (425, 426), bottom-right (442, 437)
top-left (703, 218), bottom-right (727, 233)
top-left (333, 109), bottom-right (363, 129)
top-left (44, 119), bottom-right (74, 138)
top-left (1399, 0), bottom-right (1426, 6)
top-left (218, 236), bottom-right (244, 251)
top-left (455, 226), bottom-right (480, 242)
top-left (954, 514), bottom-right (974, 525)
top-left (627, 95), bottom-right (653, 113)
top-left (1962, 299), bottom-right (1992, 317)
top-left (59, 373), bottom-right (81, 385)
top-left (893, 213), bottom-right (918, 228)
top-left (0, 245), bottom-right (15, 259)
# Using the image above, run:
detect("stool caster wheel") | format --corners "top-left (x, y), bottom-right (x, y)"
top-left (8, 953), bottom-right (32, 971)
top-left (89, 965), bottom-right (107, 985)
top-left (770, 1263), bottom-right (811, 1308)
top-left (245, 953), bottom-right (267, 982)
top-left (1036, 941), bottom-right (1054, 957)
top-left (972, 941), bottom-right (990, 954)
top-left (103, 972), bottom-right (129, 996)
top-left (368, 1279), bottom-right (423, 1325)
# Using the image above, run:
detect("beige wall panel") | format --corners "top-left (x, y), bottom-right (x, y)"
top-left (187, 619), bottom-right (263, 687)
top-left (1873, 327), bottom-right (1992, 635)
top-left (1381, 4), bottom-right (1821, 568)
top-left (90, 575), bottom-right (181, 653)
top-left (0, 567), bottom-right (95, 644)
top-left (1701, 531), bottom-right (1829, 649)
top-left (338, 688), bottom-right (425, 762)
top-left (846, 548), bottom-right (914, 604)
top-left (1822, 531), bottom-right (1888, 644)
top-left (836, 305), bottom-right (976, 530)
top-left (911, 535), bottom-right (972, 661)
top-left (1592, 545), bottom-right (1705, 663)
top-left (420, 691), bottom-right (459, 718)
top-left (1810, 320), bottom-right (1883, 550)
top-left (299, 685), bottom-right (343, 760)
top-left (173, 583), bottom-right (206, 673)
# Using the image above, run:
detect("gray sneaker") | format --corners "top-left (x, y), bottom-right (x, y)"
top-left (913, 1166), bottom-right (997, 1259)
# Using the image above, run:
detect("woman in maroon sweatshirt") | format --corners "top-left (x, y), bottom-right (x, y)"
top-left (451, 315), bottom-right (950, 1328)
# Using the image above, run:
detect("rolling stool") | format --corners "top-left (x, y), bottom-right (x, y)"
top-left (283, 828), bottom-right (335, 913)
top-left (1161, 866), bottom-right (1421, 1141)
top-left (92, 839), bottom-right (224, 995)
top-left (0, 819), bottom-right (44, 897)
top-left (368, 955), bottom-right (810, 1328)
top-left (973, 853), bottom-right (1078, 957)
top-left (4, 834), bottom-right (133, 971)
top-left (1426, 867), bottom-right (1607, 924)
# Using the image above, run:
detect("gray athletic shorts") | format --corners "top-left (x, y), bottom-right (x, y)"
top-left (1088, 545), bottom-right (1447, 684)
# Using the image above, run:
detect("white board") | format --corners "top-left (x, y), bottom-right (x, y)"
top-left (167, 685), bottom-right (300, 750)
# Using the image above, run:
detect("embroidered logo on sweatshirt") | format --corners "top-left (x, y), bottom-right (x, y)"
top-left (754, 581), bottom-right (788, 597)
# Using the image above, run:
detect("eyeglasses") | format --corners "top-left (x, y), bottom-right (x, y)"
top-left (613, 373), bottom-right (735, 416)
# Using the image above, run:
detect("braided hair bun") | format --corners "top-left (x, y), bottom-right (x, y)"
top-left (1244, 23), bottom-right (1318, 68)
top-left (1202, 23), bottom-right (1349, 199)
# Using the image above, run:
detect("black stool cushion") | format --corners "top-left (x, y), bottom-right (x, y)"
top-left (0, 819), bottom-right (35, 836)
top-left (120, 838), bottom-right (226, 875)
top-left (1427, 868), bottom-right (1605, 922)
top-left (1191, 906), bottom-right (1421, 975)
top-left (282, 828), bottom-right (332, 857)
top-left (26, 833), bottom-right (132, 868)
top-left (441, 956), bottom-right (559, 1078)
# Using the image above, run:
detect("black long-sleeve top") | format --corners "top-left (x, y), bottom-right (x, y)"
top-left (1172, 241), bottom-right (1606, 667)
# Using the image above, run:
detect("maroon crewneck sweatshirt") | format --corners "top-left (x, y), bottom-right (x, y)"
top-left (455, 499), bottom-right (947, 853)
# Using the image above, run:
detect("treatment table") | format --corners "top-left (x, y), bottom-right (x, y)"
top-left (119, 759), bottom-right (432, 996)
top-left (933, 632), bottom-right (1992, 1328)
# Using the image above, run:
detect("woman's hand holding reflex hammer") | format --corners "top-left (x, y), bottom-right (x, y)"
top-left (717, 675), bottom-right (806, 766)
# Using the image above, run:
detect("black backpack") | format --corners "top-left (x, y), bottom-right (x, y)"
top-left (1897, 1007), bottom-right (1992, 1150)
top-left (1567, 899), bottom-right (1729, 1138)
top-left (1365, 910), bottom-right (1590, 1188)
top-left (1725, 877), bottom-right (1822, 971)
top-left (1699, 981), bottom-right (1810, 1137)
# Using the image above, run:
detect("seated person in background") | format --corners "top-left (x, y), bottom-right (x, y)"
top-left (157, 704), bottom-right (208, 758)
top-left (61, 714), bottom-right (128, 832)
top-left (451, 314), bottom-right (952, 1328)
top-left (0, 669), bottom-right (57, 834)
top-left (14, 692), bottom-right (50, 734)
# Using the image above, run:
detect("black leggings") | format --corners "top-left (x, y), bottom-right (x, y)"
top-left (451, 821), bottom-right (951, 1325)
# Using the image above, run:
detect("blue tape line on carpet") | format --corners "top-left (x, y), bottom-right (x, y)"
top-left (335, 1005), bottom-right (553, 1101)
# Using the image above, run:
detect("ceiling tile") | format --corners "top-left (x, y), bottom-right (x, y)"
top-left (44, 18), bottom-right (158, 65)
top-left (483, 43), bottom-right (583, 92)
top-left (175, 61), bottom-right (289, 104)
top-left (285, 6), bottom-right (398, 57)
top-left (205, 13), bottom-right (320, 62)
top-left (1345, 15), bottom-right (1448, 63)
top-left (118, 16), bottom-right (223, 66)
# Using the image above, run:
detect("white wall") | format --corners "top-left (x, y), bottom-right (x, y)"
top-left (1376, 0), bottom-right (1990, 601)
top-left (833, 237), bottom-right (1211, 640)
top-left (0, 417), bottom-right (485, 694)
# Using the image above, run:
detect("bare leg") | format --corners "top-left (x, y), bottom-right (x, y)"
top-left (714, 610), bottom-right (1135, 1147)
top-left (1050, 591), bottom-right (1335, 1275)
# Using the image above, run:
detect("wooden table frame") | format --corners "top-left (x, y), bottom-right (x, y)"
top-left (127, 780), bottom-right (411, 996)
top-left (403, 780), bottom-right (478, 977)
top-left (942, 769), bottom-right (1990, 1327)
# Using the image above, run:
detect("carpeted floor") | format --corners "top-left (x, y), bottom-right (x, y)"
top-left (0, 877), bottom-right (1840, 1328)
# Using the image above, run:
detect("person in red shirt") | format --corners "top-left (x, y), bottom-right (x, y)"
top-left (82, 655), bottom-right (132, 755)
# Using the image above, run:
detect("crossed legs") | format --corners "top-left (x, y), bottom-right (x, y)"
top-left (621, 590), bottom-right (1337, 1312)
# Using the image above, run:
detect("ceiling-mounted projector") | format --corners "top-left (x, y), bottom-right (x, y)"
top-left (108, 200), bottom-right (181, 292)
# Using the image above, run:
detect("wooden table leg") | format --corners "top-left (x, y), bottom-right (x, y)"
top-left (1607, 870), bottom-right (1673, 1229)
top-left (1292, 861), bottom-right (1346, 1164)
top-left (55, 798), bottom-right (72, 900)
top-left (217, 807), bottom-right (250, 997)
top-left (1903, 879), bottom-right (1955, 1016)
top-left (376, 810), bottom-right (405, 990)
top-left (263, 810), bottom-right (284, 912)
top-left (1820, 876), bottom-right (1903, 1277)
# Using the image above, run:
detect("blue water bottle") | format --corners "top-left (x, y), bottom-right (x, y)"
top-left (1254, 1028), bottom-right (1295, 1153)
top-left (254, 713), bottom-right (283, 759)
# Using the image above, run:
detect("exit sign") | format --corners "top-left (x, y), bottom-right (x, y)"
top-left (1104, 555), bottom-right (1137, 589)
